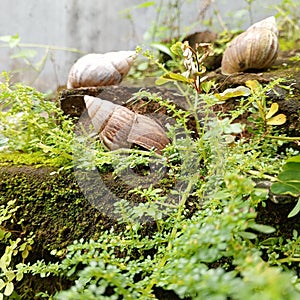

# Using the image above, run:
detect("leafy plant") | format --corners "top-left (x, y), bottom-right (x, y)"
top-left (0, 199), bottom-right (34, 299)
top-left (0, 72), bottom-right (75, 167)
top-left (245, 79), bottom-right (287, 130)
top-left (271, 156), bottom-right (300, 217)
top-left (1, 1), bottom-right (300, 297)
top-left (274, 0), bottom-right (300, 50)
top-left (155, 41), bottom-right (214, 93)
top-left (12, 173), bottom-right (299, 299)
top-left (0, 33), bottom-right (83, 85)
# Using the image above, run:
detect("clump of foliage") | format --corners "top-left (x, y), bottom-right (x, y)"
top-left (0, 34), bottom-right (83, 86)
top-left (274, 0), bottom-right (300, 50)
top-left (1, 37), bottom-right (300, 299)
top-left (0, 72), bottom-right (75, 167)
top-left (1, 1), bottom-right (300, 298)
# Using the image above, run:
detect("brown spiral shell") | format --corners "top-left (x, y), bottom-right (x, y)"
top-left (221, 16), bottom-right (279, 75)
top-left (67, 51), bottom-right (137, 88)
top-left (84, 95), bottom-right (169, 153)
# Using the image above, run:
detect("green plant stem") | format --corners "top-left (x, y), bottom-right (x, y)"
top-left (173, 81), bottom-right (203, 138)
top-left (247, 169), bottom-right (277, 181)
top-left (154, 58), bottom-right (204, 140)
top-left (277, 257), bottom-right (300, 263)
top-left (109, 148), bottom-right (164, 159)
top-left (212, 2), bottom-right (229, 32)
top-left (151, 0), bottom-right (164, 42)
top-left (144, 176), bottom-right (196, 294)
top-left (0, 43), bottom-right (85, 54)
top-left (274, 5), bottom-right (300, 31)
top-left (265, 135), bottom-right (300, 141)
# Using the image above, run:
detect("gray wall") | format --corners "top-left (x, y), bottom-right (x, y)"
top-left (0, 0), bottom-right (280, 91)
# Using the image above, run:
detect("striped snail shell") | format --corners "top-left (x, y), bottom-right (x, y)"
top-left (221, 16), bottom-right (279, 75)
top-left (84, 95), bottom-right (169, 153)
top-left (67, 51), bottom-right (137, 88)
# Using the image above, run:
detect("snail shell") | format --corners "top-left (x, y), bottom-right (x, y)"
top-left (67, 51), bottom-right (137, 88)
top-left (221, 16), bottom-right (279, 75)
top-left (84, 95), bottom-right (169, 153)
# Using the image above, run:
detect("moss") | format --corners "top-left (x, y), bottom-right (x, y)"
top-left (0, 152), bottom-right (71, 168)
top-left (0, 165), bottom-right (112, 252)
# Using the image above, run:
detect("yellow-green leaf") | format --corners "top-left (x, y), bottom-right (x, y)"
top-left (288, 198), bottom-right (300, 218)
top-left (21, 249), bottom-right (29, 259)
top-left (215, 86), bottom-right (251, 101)
top-left (170, 41), bottom-right (183, 56)
top-left (155, 77), bottom-right (171, 86)
top-left (4, 281), bottom-right (14, 296)
top-left (5, 271), bottom-right (15, 282)
top-left (150, 42), bottom-right (174, 59)
top-left (155, 72), bottom-right (193, 85)
top-left (201, 80), bottom-right (215, 93)
top-left (163, 72), bottom-right (193, 83)
top-left (0, 279), bottom-right (5, 290)
top-left (266, 102), bottom-right (279, 119)
top-left (245, 80), bottom-right (261, 93)
top-left (135, 1), bottom-right (155, 9)
top-left (0, 257), bottom-right (7, 272)
top-left (266, 113), bottom-right (287, 125)
top-left (16, 272), bottom-right (23, 281)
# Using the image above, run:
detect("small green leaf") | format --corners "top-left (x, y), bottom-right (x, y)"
top-left (19, 243), bottom-right (26, 251)
top-left (163, 72), bottom-right (193, 83)
top-left (66, 265), bottom-right (77, 277)
top-left (0, 35), bottom-right (11, 42)
top-left (21, 248), bottom-right (29, 259)
top-left (16, 272), bottom-right (23, 281)
top-left (0, 229), bottom-right (10, 240)
top-left (223, 122), bottom-right (244, 134)
top-left (248, 223), bottom-right (275, 234)
top-left (260, 237), bottom-right (279, 246)
top-left (10, 49), bottom-right (37, 59)
top-left (0, 34), bottom-right (20, 48)
top-left (201, 80), bottom-right (214, 93)
top-left (4, 281), bottom-right (14, 297)
top-left (136, 61), bottom-right (149, 71)
top-left (150, 42), bottom-right (174, 59)
top-left (135, 1), bottom-right (155, 8)
top-left (238, 231), bottom-right (257, 239)
top-left (271, 182), bottom-right (300, 196)
top-left (288, 198), bottom-right (300, 218)
top-left (170, 41), bottom-right (183, 56)
top-left (0, 279), bottom-right (5, 291)
top-left (155, 77), bottom-right (171, 86)
top-left (5, 271), bottom-right (15, 282)
top-left (271, 156), bottom-right (300, 197)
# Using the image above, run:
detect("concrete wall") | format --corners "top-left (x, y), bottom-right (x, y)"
top-left (0, 0), bottom-right (280, 91)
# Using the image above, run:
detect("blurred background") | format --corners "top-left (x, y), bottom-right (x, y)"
top-left (0, 0), bottom-right (283, 91)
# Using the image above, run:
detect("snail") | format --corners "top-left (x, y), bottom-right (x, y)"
top-left (221, 16), bottom-right (279, 75)
top-left (67, 51), bottom-right (137, 88)
top-left (83, 95), bottom-right (169, 153)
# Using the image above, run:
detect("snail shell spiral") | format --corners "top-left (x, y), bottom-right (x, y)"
top-left (67, 51), bottom-right (137, 88)
top-left (221, 16), bottom-right (279, 75)
top-left (84, 95), bottom-right (169, 153)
